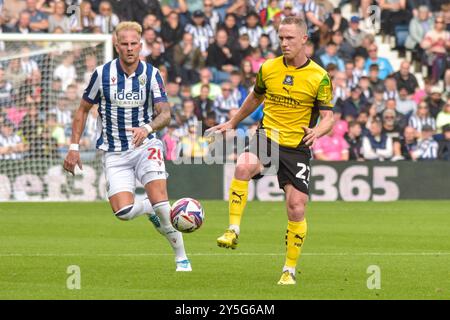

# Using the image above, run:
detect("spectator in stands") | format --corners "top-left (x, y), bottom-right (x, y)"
top-left (325, 7), bottom-right (348, 34)
top-left (344, 16), bottom-right (367, 49)
top-left (381, 108), bottom-right (403, 140)
top-left (437, 124), bottom-right (450, 160)
top-left (383, 98), bottom-right (408, 129)
top-left (219, 13), bottom-right (240, 50)
top-left (409, 101), bottom-right (437, 135)
top-left (206, 28), bottom-right (239, 84)
top-left (185, 10), bottom-right (214, 56)
top-left (396, 86), bottom-right (417, 117)
top-left (359, 76), bottom-right (373, 102)
top-left (332, 106), bottom-right (348, 138)
top-left (142, 13), bottom-right (162, 34)
top-left (162, 121), bottom-right (179, 161)
top-left (49, 94), bottom-right (72, 130)
top-left (7, 10), bottom-right (32, 33)
top-left (45, 112), bottom-right (66, 152)
top-left (368, 64), bottom-right (384, 92)
top-left (344, 121), bottom-right (364, 161)
top-left (0, 119), bottom-right (25, 160)
top-left (24, 0), bottom-right (49, 32)
top-left (173, 32), bottom-right (204, 85)
top-left (160, 11), bottom-right (184, 56)
top-left (425, 86), bottom-right (446, 118)
top-left (246, 47), bottom-right (266, 74)
top-left (204, 0), bottom-right (220, 33)
top-left (71, 0), bottom-right (97, 33)
top-left (405, 6), bottom-right (433, 62)
top-left (411, 124), bottom-right (438, 160)
top-left (343, 61), bottom-right (359, 90)
top-left (191, 67), bottom-right (222, 100)
top-left (18, 102), bottom-right (45, 157)
top-left (330, 30), bottom-right (354, 63)
top-left (236, 33), bottom-right (254, 63)
top-left (48, 1), bottom-right (70, 33)
top-left (332, 71), bottom-right (348, 105)
top-left (379, 0), bottom-right (411, 38)
top-left (258, 34), bottom-right (273, 58)
top-left (94, 1), bottom-right (119, 34)
top-left (193, 84), bottom-right (214, 128)
top-left (392, 126), bottom-right (418, 161)
top-left (146, 41), bottom-right (174, 78)
top-left (265, 11), bottom-right (282, 52)
top-left (320, 42), bottom-right (345, 71)
top-left (214, 81), bottom-right (239, 124)
top-left (313, 127), bottom-right (350, 161)
top-left (383, 76), bottom-right (399, 100)
top-left (179, 123), bottom-right (208, 159)
top-left (176, 98), bottom-right (199, 136)
top-left (364, 44), bottom-right (394, 80)
top-left (81, 53), bottom-right (97, 89)
top-left (0, 67), bottom-right (13, 108)
top-left (341, 86), bottom-right (369, 121)
top-left (139, 28), bottom-right (164, 59)
top-left (420, 15), bottom-right (449, 83)
top-left (393, 61), bottom-right (419, 95)
top-left (239, 11), bottom-right (265, 49)
top-left (166, 81), bottom-right (182, 114)
top-left (362, 119), bottom-right (394, 161)
top-left (229, 71), bottom-right (247, 106)
top-left (53, 53), bottom-right (77, 91)
top-left (356, 109), bottom-right (370, 136)
top-left (239, 59), bottom-right (256, 91)
top-left (4, 58), bottom-right (26, 93)
top-left (436, 99), bottom-right (450, 133)
top-left (371, 85), bottom-right (386, 114)
top-left (19, 46), bottom-right (38, 78)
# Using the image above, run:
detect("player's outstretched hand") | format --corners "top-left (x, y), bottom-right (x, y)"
top-left (302, 126), bottom-right (317, 147)
top-left (63, 150), bottom-right (83, 176)
top-left (126, 127), bottom-right (148, 147)
top-left (204, 121), bottom-right (235, 144)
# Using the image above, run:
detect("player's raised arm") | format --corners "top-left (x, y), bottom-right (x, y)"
top-left (63, 98), bottom-right (93, 175)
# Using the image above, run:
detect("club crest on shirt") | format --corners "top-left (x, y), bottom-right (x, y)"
top-left (283, 75), bottom-right (294, 86)
top-left (138, 75), bottom-right (146, 86)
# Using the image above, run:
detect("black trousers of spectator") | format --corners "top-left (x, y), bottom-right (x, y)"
top-left (380, 10), bottom-right (411, 36)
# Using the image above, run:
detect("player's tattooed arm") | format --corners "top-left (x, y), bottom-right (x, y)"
top-left (151, 101), bottom-right (172, 131)
top-left (127, 102), bottom-right (171, 147)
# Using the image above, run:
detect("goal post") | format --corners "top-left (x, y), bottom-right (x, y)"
top-left (0, 33), bottom-right (113, 201)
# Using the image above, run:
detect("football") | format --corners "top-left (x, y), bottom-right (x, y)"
top-left (170, 198), bottom-right (205, 233)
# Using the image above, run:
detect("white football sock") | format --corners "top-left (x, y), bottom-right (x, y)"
top-left (229, 224), bottom-right (240, 235)
top-left (114, 199), bottom-right (154, 221)
top-left (152, 201), bottom-right (188, 262)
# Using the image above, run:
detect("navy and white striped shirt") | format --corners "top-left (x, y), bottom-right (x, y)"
top-left (185, 23), bottom-right (214, 53)
top-left (83, 59), bottom-right (168, 152)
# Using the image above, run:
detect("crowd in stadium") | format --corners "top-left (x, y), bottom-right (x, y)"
top-left (0, 0), bottom-right (449, 162)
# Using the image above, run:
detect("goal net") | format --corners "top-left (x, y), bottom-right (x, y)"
top-left (0, 33), bottom-right (113, 201)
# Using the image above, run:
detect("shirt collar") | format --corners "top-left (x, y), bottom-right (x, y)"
top-left (116, 59), bottom-right (143, 78)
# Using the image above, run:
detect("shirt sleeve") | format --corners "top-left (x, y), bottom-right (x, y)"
top-left (151, 68), bottom-right (168, 104)
top-left (82, 69), bottom-right (101, 104)
top-left (316, 73), bottom-right (333, 109)
top-left (253, 63), bottom-right (266, 95)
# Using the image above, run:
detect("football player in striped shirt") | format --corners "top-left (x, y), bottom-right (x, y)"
top-left (63, 21), bottom-right (191, 272)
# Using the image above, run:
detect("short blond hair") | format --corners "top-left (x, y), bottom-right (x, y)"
top-left (114, 21), bottom-right (142, 39)
top-left (280, 16), bottom-right (308, 35)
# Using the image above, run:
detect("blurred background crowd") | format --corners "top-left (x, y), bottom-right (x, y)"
top-left (0, 0), bottom-right (449, 163)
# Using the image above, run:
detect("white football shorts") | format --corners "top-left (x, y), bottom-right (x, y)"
top-left (102, 138), bottom-right (168, 198)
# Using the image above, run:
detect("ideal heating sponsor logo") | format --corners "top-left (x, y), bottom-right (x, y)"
top-left (112, 89), bottom-right (145, 107)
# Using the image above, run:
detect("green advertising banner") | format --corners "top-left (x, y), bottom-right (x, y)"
top-left (0, 160), bottom-right (449, 201)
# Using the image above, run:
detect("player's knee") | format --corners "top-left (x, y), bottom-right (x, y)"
top-left (287, 200), bottom-right (306, 217)
top-left (114, 205), bottom-right (134, 221)
top-left (234, 164), bottom-right (255, 181)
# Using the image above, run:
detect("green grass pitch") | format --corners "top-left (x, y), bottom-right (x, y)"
top-left (0, 201), bottom-right (449, 300)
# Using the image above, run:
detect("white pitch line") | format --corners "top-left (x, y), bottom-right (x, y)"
top-left (0, 252), bottom-right (449, 257)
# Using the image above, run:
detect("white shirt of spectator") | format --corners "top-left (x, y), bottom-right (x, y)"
top-left (185, 23), bottom-right (214, 53)
top-left (0, 133), bottom-right (23, 160)
top-left (94, 14), bottom-right (120, 34)
top-left (20, 59), bottom-right (38, 77)
top-left (214, 94), bottom-right (240, 124)
top-left (239, 25), bottom-right (265, 49)
top-left (54, 63), bottom-right (77, 91)
top-left (412, 138), bottom-right (438, 160)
